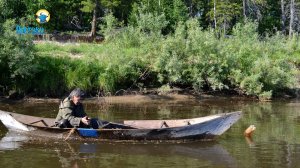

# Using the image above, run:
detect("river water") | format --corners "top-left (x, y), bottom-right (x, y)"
top-left (1, 98), bottom-right (300, 168)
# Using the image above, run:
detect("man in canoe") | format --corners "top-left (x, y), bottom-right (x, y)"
top-left (55, 88), bottom-right (90, 128)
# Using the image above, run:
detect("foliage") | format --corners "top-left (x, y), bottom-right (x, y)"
top-left (81, 0), bottom-right (96, 13)
top-left (1, 1), bottom-right (300, 100)
top-left (207, 0), bottom-right (241, 35)
top-left (158, 84), bottom-right (172, 95)
top-left (99, 12), bottom-right (120, 41)
top-left (0, 0), bottom-right (297, 36)
top-left (0, 18), bottom-right (294, 99)
top-left (0, 19), bottom-right (36, 94)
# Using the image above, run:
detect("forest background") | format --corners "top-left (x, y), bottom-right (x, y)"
top-left (1, 0), bottom-right (300, 100)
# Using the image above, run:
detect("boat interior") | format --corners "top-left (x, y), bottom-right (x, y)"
top-left (5, 111), bottom-right (224, 130)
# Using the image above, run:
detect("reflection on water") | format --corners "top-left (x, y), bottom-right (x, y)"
top-left (0, 132), bottom-right (29, 150)
top-left (0, 130), bottom-right (237, 168)
top-left (1, 99), bottom-right (300, 167)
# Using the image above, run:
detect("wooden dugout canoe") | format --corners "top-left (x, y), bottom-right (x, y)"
top-left (0, 110), bottom-right (242, 141)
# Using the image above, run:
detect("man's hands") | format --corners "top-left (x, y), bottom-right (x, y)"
top-left (81, 116), bottom-right (90, 125)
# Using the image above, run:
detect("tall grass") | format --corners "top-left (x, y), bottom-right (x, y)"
top-left (31, 41), bottom-right (148, 96)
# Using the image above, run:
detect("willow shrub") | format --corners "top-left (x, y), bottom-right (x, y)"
top-left (224, 22), bottom-right (297, 99)
top-left (151, 19), bottom-right (297, 99)
top-left (0, 19), bottom-right (36, 94)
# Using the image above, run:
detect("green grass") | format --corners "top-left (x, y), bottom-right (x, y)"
top-left (35, 42), bottom-right (106, 58)
top-left (32, 42), bottom-right (148, 96)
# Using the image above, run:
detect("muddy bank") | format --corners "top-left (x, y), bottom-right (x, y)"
top-left (0, 92), bottom-right (258, 105)
top-left (1, 86), bottom-right (296, 104)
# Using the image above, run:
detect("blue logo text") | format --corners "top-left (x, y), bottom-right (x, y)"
top-left (16, 25), bottom-right (45, 35)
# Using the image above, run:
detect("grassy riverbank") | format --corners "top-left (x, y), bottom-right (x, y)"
top-left (34, 22), bottom-right (300, 100)
top-left (1, 19), bottom-right (300, 100)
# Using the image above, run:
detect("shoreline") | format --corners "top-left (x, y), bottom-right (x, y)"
top-left (1, 86), bottom-right (297, 104)
top-left (0, 92), bottom-right (271, 104)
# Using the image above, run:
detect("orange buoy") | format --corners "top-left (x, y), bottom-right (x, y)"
top-left (244, 125), bottom-right (256, 137)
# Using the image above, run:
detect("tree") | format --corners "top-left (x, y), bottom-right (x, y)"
top-left (20, 0), bottom-right (84, 31)
top-left (114, 0), bottom-right (136, 24)
top-left (213, 0), bottom-right (217, 28)
top-left (172, 0), bottom-right (188, 25)
top-left (0, 0), bottom-right (26, 22)
top-left (243, 0), bottom-right (247, 18)
top-left (81, 0), bottom-right (120, 37)
top-left (281, 0), bottom-right (287, 33)
top-left (207, 0), bottom-right (241, 35)
top-left (249, 0), bottom-right (281, 35)
top-left (242, 0), bottom-right (267, 21)
top-left (289, 0), bottom-right (295, 38)
top-left (129, 0), bottom-right (188, 33)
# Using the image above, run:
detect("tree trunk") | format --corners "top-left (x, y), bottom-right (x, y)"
top-left (213, 0), bottom-right (217, 29)
top-left (243, 0), bottom-right (246, 19)
top-left (90, 0), bottom-right (99, 38)
top-left (289, 0), bottom-right (295, 38)
top-left (281, 0), bottom-right (286, 33)
top-left (189, 0), bottom-right (193, 16)
top-left (223, 20), bottom-right (226, 35)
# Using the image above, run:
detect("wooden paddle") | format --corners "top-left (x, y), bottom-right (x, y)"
top-left (64, 127), bottom-right (77, 141)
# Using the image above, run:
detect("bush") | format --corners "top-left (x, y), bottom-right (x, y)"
top-left (226, 22), bottom-right (297, 99)
top-left (151, 19), bottom-right (298, 99)
top-left (0, 19), bottom-right (36, 94)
